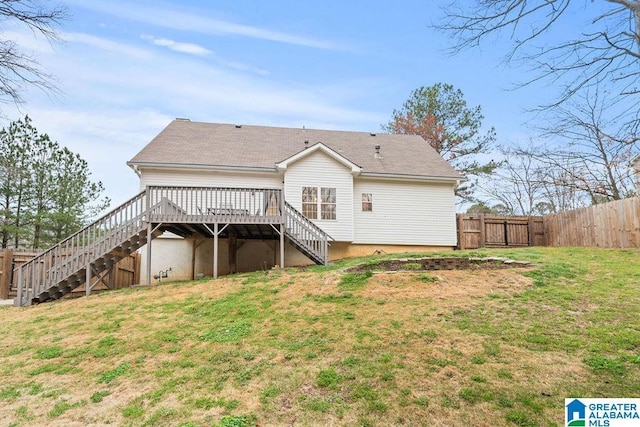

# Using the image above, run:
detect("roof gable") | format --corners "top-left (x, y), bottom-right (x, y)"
top-left (276, 142), bottom-right (362, 175)
top-left (128, 120), bottom-right (462, 181)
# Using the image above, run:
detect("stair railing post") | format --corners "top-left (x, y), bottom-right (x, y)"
top-left (15, 267), bottom-right (23, 306)
top-left (324, 238), bottom-right (328, 266)
top-left (86, 262), bottom-right (91, 296)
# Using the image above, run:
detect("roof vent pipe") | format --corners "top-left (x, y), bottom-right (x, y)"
top-left (235, 124), bottom-right (242, 128)
top-left (304, 140), bottom-right (309, 149)
top-left (374, 145), bottom-right (381, 159)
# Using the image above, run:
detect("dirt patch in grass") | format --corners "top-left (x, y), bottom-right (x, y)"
top-left (361, 269), bottom-right (533, 300)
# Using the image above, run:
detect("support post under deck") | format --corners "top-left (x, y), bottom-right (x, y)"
top-left (213, 223), bottom-right (219, 279)
top-left (146, 222), bottom-right (152, 285)
top-left (280, 224), bottom-right (285, 269)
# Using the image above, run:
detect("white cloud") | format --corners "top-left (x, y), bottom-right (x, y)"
top-left (65, 0), bottom-right (345, 50)
top-left (63, 32), bottom-right (153, 59)
top-left (141, 35), bottom-right (212, 56)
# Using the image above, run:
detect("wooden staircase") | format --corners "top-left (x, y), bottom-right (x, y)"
top-left (14, 191), bottom-right (152, 306)
top-left (284, 201), bottom-right (331, 265)
top-left (14, 187), bottom-right (331, 306)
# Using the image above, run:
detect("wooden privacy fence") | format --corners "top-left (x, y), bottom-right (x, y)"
top-left (0, 250), bottom-right (140, 300)
top-left (457, 214), bottom-right (546, 250)
top-left (544, 196), bottom-right (640, 247)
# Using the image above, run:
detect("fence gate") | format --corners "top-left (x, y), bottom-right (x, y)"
top-left (457, 214), bottom-right (546, 250)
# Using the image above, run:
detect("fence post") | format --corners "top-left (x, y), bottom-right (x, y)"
top-left (457, 214), bottom-right (465, 250)
top-left (0, 250), bottom-right (11, 299)
top-left (479, 214), bottom-right (486, 248)
top-left (503, 220), bottom-right (509, 247)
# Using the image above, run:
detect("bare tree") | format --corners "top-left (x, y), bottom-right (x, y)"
top-left (478, 146), bottom-right (547, 215)
top-left (437, 0), bottom-right (640, 108)
top-left (532, 89), bottom-right (638, 203)
top-left (479, 146), bottom-right (601, 215)
top-left (480, 90), bottom-right (638, 213)
top-left (0, 0), bottom-right (66, 108)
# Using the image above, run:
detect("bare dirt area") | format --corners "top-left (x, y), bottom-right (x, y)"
top-left (361, 269), bottom-right (533, 301)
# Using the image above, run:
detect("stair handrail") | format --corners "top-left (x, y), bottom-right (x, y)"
top-left (15, 190), bottom-right (148, 305)
top-left (20, 190), bottom-right (148, 270)
top-left (284, 201), bottom-right (334, 241)
top-left (284, 201), bottom-right (333, 265)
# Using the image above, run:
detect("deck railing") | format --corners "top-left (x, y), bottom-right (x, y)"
top-left (147, 186), bottom-right (284, 224)
top-left (15, 191), bottom-right (148, 306)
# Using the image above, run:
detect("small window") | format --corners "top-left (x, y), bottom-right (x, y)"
top-left (321, 187), bottom-right (336, 220)
top-left (302, 187), bottom-right (317, 219)
top-left (362, 193), bottom-right (372, 212)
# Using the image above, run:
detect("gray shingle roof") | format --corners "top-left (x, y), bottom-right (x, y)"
top-left (128, 119), bottom-right (462, 180)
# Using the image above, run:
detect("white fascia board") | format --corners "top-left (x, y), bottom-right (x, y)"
top-left (275, 143), bottom-right (362, 175)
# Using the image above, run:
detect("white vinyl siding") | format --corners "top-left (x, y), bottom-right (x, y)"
top-left (139, 168), bottom-right (282, 190)
top-left (284, 151), bottom-right (354, 241)
top-left (353, 179), bottom-right (456, 246)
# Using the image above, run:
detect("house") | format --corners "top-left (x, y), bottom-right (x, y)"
top-left (128, 119), bottom-right (462, 283)
top-left (13, 118), bottom-right (462, 305)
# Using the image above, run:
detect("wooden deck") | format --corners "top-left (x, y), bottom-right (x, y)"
top-left (14, 186), bottom-right (331, 306)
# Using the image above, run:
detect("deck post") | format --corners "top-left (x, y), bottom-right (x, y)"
top-left (213, 223), bottom-right (219, 279)
top-left (191, 239), bottom-right (197, 280)
top-left (108, 264), bottom-right (115, 290)
top-left (146, 221), bottom-right (152, 286)
top-left (229, 229), bottom-right (237, 274)
top-left (279, 224), bottom-right (285, 269)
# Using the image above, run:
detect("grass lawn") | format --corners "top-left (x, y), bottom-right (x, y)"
top-left (1, 247), bottom-right (639, 426)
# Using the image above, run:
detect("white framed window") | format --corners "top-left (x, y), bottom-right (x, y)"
top-left (321, 187), bottom-right (336, 220)
top-left (301, 186), bottom-right (336, 220)
top-left (302, 187), bottom-right (318, 219)
top-left (362, 193), bottom-right (372, 212)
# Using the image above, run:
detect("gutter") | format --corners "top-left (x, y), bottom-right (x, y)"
top-left (126, 161), bottom-right (278, 174)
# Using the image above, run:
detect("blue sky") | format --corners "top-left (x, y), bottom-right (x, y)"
top-left (5, 0), bottom-right (578, 206)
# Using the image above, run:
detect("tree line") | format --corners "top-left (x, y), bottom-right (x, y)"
top-left (0, 116), bottom-right (108, 249)
top-left (384, 83), bottom-right (638, 214)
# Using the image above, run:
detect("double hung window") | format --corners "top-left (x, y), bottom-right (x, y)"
top-left (302, 186), bottom-right (336, 220)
